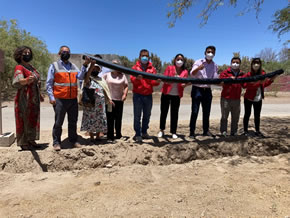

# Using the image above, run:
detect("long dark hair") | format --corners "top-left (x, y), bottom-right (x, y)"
top-left (173, 53), bottom-right (186, 71)
top-left (250, 58), bottom-right (262, 75)
top-left (14, 46), bottom-right (33, 64)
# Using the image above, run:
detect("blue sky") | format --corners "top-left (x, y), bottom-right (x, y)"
top-left (0, 0), bottom-right (289, 66)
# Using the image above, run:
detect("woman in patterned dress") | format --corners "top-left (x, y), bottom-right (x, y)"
top-left (81, 59), bottom-right (113, 142)
top-left (12, 46), bottom-right (44, 150)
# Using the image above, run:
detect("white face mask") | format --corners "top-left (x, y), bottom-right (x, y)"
top-left (231, 63), bottom-right (240, 70)
top-left (206, 52), bottom-right (214, 60)
top-left (175, 60), bottom-right (184, 68)
top-left (253, 63), bottom-right (260, 71)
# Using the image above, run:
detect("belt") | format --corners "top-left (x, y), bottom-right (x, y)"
top-left (196, 86), bottom-right (211, 90)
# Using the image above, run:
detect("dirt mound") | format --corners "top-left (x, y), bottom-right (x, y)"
top-left (0, 154), bottom-right (289, 217)
top-left (0, 118), bottom-right (289, 217)
top-left (0, 117), bottom-right (289, 173)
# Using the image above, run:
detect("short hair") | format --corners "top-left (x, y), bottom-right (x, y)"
top-left (94, 54), bottom-right (103, 59)
top-left (58, 45), bottom-right (70, 55)
top-left (205, 45), bottom-right (216, 53)
top-left (139, 49), bottom-right (149, 57)
top-left (231, 57), bottom-right (241, 64)
top-left (14, 46), bottom-right (33, 64)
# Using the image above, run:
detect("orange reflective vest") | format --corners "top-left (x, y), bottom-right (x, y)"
top-left (53, 61), bottom-right (78, 99)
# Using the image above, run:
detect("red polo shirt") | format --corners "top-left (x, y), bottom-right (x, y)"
top-left (130, 61), bottom-right (159, 95)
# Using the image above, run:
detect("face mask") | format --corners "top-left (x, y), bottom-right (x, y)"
top-left (91, 70), bottom-right (99, 77)
top-left (61, 51), bottom-right (70, 61)
top-left (175, 60), bottom-right (184, 68)
top-left (253, 63), bottom-right (260, 71)
top-left (231, 63), bottom-right (240, 70)
top-left (140, 56), bottom-right (149, 64)
top-left (206, 52), bottom-right (214, 60)
top-left (22, 54), bottom-right (32, 62)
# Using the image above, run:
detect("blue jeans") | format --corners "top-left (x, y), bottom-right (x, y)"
top-left (133, 93), bottom-right (153, 136)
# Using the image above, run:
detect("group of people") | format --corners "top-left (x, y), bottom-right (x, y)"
top-left (12, 45), bottom-right (277, 151)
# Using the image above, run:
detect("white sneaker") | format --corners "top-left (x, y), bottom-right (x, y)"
top-left (157, 131), bottom-right (163, 138)
top-left (221, 131), bottom-right (227, 137)
top-left (172, 134), bottom-right (178, 139)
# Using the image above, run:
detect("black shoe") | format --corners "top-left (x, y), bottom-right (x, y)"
top-left (134, 136), bottom-right (143, 143)
top-left (189, 133), bottom-right (195, 139)
top-left (255, 131), bottom-right (265, 138)
top-left (20, 145), bottom-right (33, 151)
top-left (115, 135), bottom-right (122, 139)
top-left (242, 131), bottom-right (249, 136)
top-left (203, 131), bottom-right (216, 137)
top-left (142, 133), bottom-right (151, 139)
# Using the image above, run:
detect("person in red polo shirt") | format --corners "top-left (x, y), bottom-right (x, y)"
top-left (130, 49), bottom-right (160, 143)
top-left (219, 57), bottom-right (245, 137)
top-left (158, 53), bottom-right (188, 139)
top-left (242, 58), bottom-right (277, 137)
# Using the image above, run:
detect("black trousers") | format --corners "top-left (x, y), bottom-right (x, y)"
top-left (159, 93), bottom-right (181, 134)
top-left (53, 98), bottom-right (78, 145)
top-left (106, 100), bottom-right (124, 140)
top-left (189, 86), bottom-right (212, 134)
top-left (243, 98), bottom-right (262, 132)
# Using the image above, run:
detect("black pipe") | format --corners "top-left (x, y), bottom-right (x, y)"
top-left (85, 54), bottom-right (284, 84)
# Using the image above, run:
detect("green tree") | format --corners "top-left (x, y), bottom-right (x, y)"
top-left (167, 0), bottom-right (289, 38)
top-left (119, 55), bottom-right (134, 68)
top-left (133, 58), bottom-right (139, 65)
top-left (280, 60), bottom-right (290, 75)
top-left (255, 47), bottom-right (290, 75)
top-left (0, 19), bottom-right (51, 89)
top-left (150, 53), bottom-right (162, 73)
top-left (278, 46), bottom-right (289, 62)
top-left (240, 56), bottom-right (251, 73)
top-left (269, 5), bottom-right (290, 38)
top-left (218, 64), bottom-right (229, 74)
top-left (263, 61), bottom-right (282, 72)
top-left (161, 61), bottom-right (171, 73)
top-left (184, 57), bottom-right (195, 72)
top-left (263, 60), bottom-right (290, 75)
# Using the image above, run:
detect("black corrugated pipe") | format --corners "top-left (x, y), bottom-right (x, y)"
top-left (85, 54), bottom-right (284, 84)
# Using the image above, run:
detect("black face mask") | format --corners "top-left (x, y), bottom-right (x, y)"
top-left (61, 51), bottom-right (70, 61)
top-left (22, 54), bottom-right (32, 62)
top-left (91, 71), bottom-right (99, 77)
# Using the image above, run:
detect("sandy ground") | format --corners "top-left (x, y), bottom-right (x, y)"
top-left (0, 93), bottom-right (289, 217)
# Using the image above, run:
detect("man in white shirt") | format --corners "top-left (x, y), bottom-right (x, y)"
top-left (189, 46), bottom-right (218, 138)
